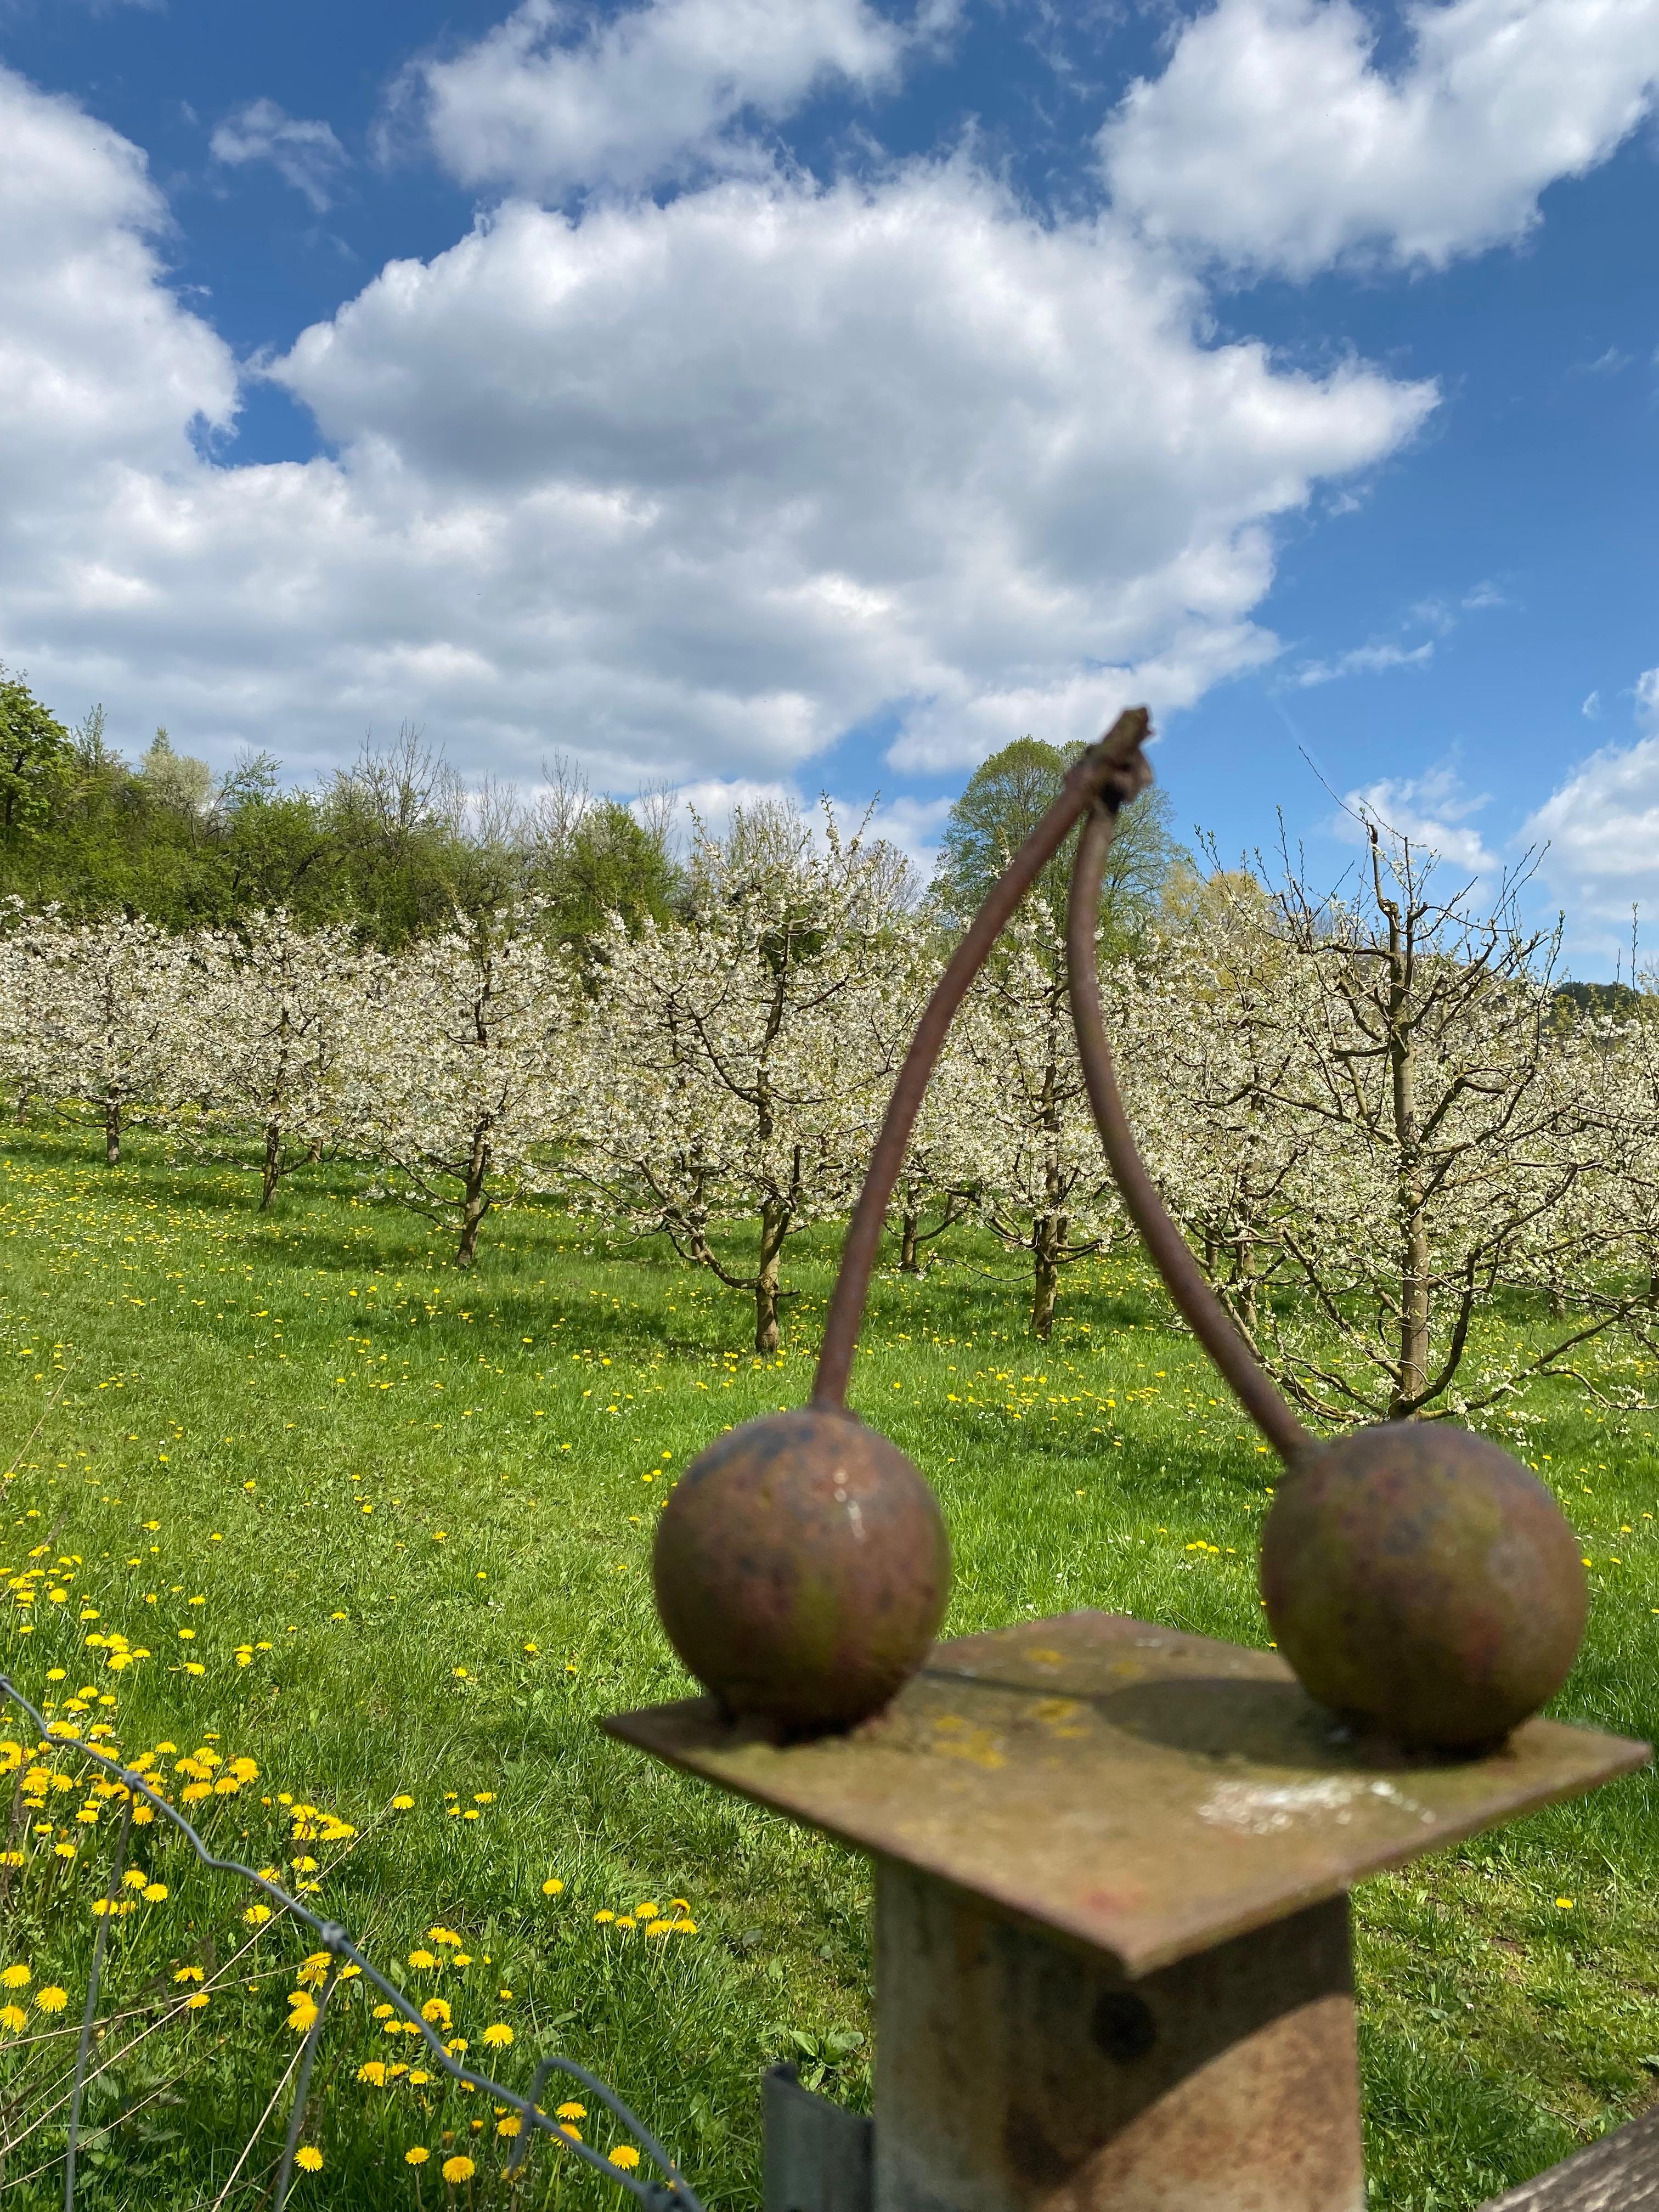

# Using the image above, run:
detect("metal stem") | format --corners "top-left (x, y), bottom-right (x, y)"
top-left (813, 707), bottom-right (1153, 1409)
top-left (1066, 802), bottom-right (1310, 1462)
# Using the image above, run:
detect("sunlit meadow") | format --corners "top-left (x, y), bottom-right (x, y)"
top-left (0, 1125), bottom-right (1656, 2209)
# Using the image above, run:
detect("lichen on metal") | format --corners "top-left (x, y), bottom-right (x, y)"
top-left (606, 1609), bottom-right (1645, 1978)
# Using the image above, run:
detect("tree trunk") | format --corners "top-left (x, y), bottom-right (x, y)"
top-left (754, 1197), bottom-right (787, 1353)
top-left (1031, 1214), bottom-right (1062, 1340)
top-left (900, 1208), bottom-right (921, 1274)
top-left (1237, 1243), bottom-right (1260, 1336)
top-left (13, 1085), bottom-right (30, 1126)
top-left (455, 1123), bottom-right (492, 1268)
top-left (1383, 888), bottom-right (1429, 1419)
top-left (104, 1097), bottom-right (121, 1167)
top-left (259, 1120), bottom-right (282, 1210)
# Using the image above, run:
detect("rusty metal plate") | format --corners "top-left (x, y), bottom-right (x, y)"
top-left (605, 1610), bottom-right (1649, 1977)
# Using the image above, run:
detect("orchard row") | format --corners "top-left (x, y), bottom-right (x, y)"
top-left (0, 811), bottom-right (1654, 1426)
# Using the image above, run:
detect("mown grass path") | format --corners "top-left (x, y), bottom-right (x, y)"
top-left (0, 1126), bottom-right (1656, 2209)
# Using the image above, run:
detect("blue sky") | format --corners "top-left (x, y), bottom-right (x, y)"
top-left (0, 0), bottom-right (1656, 969)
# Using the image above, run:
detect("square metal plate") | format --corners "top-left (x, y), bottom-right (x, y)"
top-left (606, 1610), bottom-right (1649, 1976)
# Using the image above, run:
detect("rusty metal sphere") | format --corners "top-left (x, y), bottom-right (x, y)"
top-left (1260, 1423), bottom-right (1587, 1750)
top-left (652, 1406), bottom-right (950, 1733)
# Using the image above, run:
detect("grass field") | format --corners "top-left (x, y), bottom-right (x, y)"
top-left (0, 1122), bottom-right (1656, 2210)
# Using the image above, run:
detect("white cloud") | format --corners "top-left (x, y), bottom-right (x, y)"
top-left (1582, 689), bottom-right (1601, 718)
top-left (1101, 0), bottom-right (1659, 278)
top-left (1338, 765), bottom-right (1497, 877)
top-left (0, 63), bottom-right (1435, 800)
top-left (410, 0), bottom-right (929, 199)
top-left (210, 98), bottom-right (348, 213)
top-left (0, 69), bottom-right (238, 506)
top-left (1524, 735), bottom-right (1659, 944)
top-left (1290, 638), bottom-right (1435, 687)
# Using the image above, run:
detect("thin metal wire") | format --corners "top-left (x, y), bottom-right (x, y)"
top-left (1066, 801), bottom-right (1311, 1462)
top-left (812, 706), bottom-right (1153, 1408)
top-left (63, 1794), bottom-right (132, 2212)
top-left (270, 1953), bottom-right (340, 2212)
top-left (0, 1678), bottom-right (704, 2212)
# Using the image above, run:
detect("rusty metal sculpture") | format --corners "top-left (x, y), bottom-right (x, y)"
top-left (653, 707), bottom-right (1588, 1749)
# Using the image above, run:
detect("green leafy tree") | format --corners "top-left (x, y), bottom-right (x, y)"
top-left (540, 800), bottom-right (679, 952)
top-left (0, 667), bottom-right (76, 843)
top-left (932, 734), bottom-right (1181, 952)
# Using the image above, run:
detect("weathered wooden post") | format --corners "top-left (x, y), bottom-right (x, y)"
top-left (609, 713), bottom-right (1654, 2212)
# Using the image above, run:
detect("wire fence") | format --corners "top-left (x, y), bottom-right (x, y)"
top-left (0, 1673), bottom-right (707, 2212)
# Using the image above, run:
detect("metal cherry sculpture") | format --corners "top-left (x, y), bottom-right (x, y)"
top-left (654, 706), bottom-right (1588, 1748)
top-left (1064, 793), bottom-right (1588, 1750)
top-left (652, 710), bottom-right (1155, 1732)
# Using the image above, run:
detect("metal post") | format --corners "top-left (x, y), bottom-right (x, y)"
top-left (610, 1610), bottom-right (1647, 2212)
top-left (875, 1869), bottom-right (1361, 2212)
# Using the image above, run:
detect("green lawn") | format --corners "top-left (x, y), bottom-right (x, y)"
top-left (0, 1124), bottom-right (1656, 2210)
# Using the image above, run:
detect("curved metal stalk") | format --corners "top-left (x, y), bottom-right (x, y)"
top-left (1066, 801), bottom-right (1311, 1463)
top-left (814, 707), bottom-right (1152, 1409)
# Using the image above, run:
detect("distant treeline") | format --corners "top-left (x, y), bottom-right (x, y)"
top-left (0, 665), bottom-right (676, 948)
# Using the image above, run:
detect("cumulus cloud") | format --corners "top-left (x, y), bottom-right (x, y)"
top-left (410, 0), bottom-right (938, 198)
top-left (1523, 723), bottom-right (1659, 944)
top-left (1100, 0), bottom-right (1659, 277)
top-left (210, 98), bottom-right (348, 213)
top-left (1338, 764), bottom-right (1497, 878)
top-left (0, 62), bottom-right (1435, 798)
top-left (0, 70), bottom-right (238, 503)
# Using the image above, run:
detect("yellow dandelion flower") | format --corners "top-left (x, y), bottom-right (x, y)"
top-left (358, 2062), bottom-right (388, 2086)
top-left (541, 1878), bottom-right (565, 1896)
top-left (496, 2117), bottom-right (521, 2138)
top-left (185, 1992), bottom-right (210, 2012)
top-left (288, 1997), bottom-right (319, 2033)
top-left (36, 1986), bottom-right (67, 2013)
top-left (442, 2155), bottom-right (475, 2183)
top-left (244, 1904), bottom-right (271, 1925)
top-left (295, 2146), bottom-right (323, 2172)
top-left (405, 2146), bottom-right (430, 2165)
top-left (556, 2102), bottom-right (587, 2121)
top-left (0, 2004), bottom-right (26, 2034)
top-left (392, 1795), bottom-right (415, 1811)
top-left (560, 2124), bottom-right (583, 2143)
top-left (408, 1950), bottom-right (436, 1969)
top-left (1, 1965), bottom-right (30, 1989)
top-left (173, 1966), bottom-right (204, 1984)
top-left (610, 2147), bottom-right (642, 2170)
top-left (481, 2022), bottom-right (513, 2047)
top-left (143, 1884), bottom-right (168, 1903)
